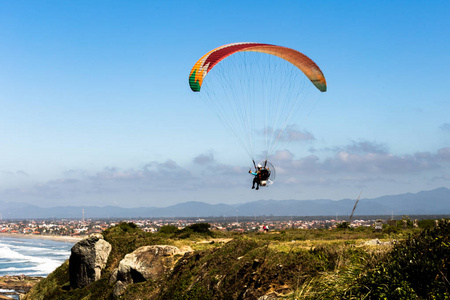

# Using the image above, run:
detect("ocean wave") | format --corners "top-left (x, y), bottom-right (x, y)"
top-left (0, 240), bottom-right (72, 276)
top-left (0, 245), bottom-right (30, 261)
top-left (0, 267), bottom-right (27, 272)
top-left (8, 244), bottom-right (71, 256)
top-left (0, 262), bottom-right (61, 274)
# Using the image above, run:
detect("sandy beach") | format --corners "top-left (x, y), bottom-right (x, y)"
top-left (0, 233), bottom-right (83, 243)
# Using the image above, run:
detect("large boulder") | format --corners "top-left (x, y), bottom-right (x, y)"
top-left (117, 245), bottom-right (184, 282)
top-left (69, 233), bottom-right (112, 289)
top-left (112, 245), bottom-right (188, 297)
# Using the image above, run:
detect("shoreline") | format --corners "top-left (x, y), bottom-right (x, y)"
top-left (0, 275), bottom-right (42, 299)
top-left (0, 232), bottom-right (84, 243)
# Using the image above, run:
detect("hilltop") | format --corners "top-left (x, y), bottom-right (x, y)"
top-left (23, 219), bottom-right (449, 299)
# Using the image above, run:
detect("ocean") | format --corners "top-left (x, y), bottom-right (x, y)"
top-left (0, 236), bottom-right (75, 299)
top-left (0, 236), bottom-right (74, 277)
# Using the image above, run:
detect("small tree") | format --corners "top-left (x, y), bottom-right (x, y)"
top-left (418, 219), bottom-right (435, 230)
top-left (188, 223), bottom-right (211, 233)
top-left (118, 222), bottom-right (139, 232)
top-left (159, 225), bottom-right (179, 234)
top-left (177, 223), bottom-right (212, 239)
top-left (336, 221), bottom-right (350, 229)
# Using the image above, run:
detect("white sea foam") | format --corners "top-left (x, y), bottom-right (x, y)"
top-left (0, 245), bottom-right (29, 262)
top-left (5, 240), bottom-right (28, 245)
top-left (0, 237), bottom-right (73, 276)
top-left (9, 244), bottom-right (70, 256)
top-left (0, 267), bottom-right (25, 272)
top-left (0, 248), bottom-right (62, 273)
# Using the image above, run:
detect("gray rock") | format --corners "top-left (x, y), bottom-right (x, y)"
top-left (117, 245), bottom-right (182, 283)
top-left (112, 280), bottom-right (127, 298)
top-left (69, 233), bottom-right (112, 289)
top-left (109, 268), bottom-right (118, 285)
top-left (112, 245), bottom-right (186, 297)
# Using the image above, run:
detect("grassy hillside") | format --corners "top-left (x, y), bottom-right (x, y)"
top-left (24, 220), bottom-right (449, 299)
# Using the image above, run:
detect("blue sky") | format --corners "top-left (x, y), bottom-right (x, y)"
top-left (1, 1), bottom-right (449, 208)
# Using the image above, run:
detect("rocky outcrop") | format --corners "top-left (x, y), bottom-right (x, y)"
top-left (69, 233), bottom-right (111, 289)
top-left (363, 238), bottom-right (396, 246)
top-left (0, 275), bottom-right (41, 299)
top-left (112, 245), bottom-right (189, 297)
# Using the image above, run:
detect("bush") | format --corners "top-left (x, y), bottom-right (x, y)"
top-left (159, 225), bottom-right (179, 234)
top-left (118, 222), bottom-right (139, 232)
top-left (187, 223), bottom-right (211, 233)
top-left (350, 220), bottom-right (450, 299)
top-left (336, 221), bottom-right (350, 229)
top-left (383, 224), bottom-right (399, 234)
top-left (418, 219), bottom-right (436, 230)
top-left (397, 216), bottom-right (414, 229)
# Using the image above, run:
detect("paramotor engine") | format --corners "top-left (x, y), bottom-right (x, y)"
top-left (258, 160), bottom-right (276, 187)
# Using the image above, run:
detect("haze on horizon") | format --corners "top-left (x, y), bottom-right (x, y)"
top-left (1, 1), bottom-right (449, 208)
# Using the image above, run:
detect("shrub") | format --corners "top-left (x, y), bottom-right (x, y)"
top-left (159, 225), bottom-right (179, 234)
top-left (187, 223), bottom-right (211, 234)
top-left (383, 224), bottom-right (399, 234)
top-left (350, 220), bottom-right (450, 299)
top-left (336, 222), bottom-right (350, 229)
top-left (418, 219), bottom-right (436, 230)
top-left (176, 223), bottom-right (213, 239)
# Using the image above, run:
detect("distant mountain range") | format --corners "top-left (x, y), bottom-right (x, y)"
top-left (1, 187), bottom-right (450, 219)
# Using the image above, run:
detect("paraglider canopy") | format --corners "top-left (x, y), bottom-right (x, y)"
top-left (189, 42), bottom-right (327, 93)
top-left (189, 42), bottom-right (326, 181)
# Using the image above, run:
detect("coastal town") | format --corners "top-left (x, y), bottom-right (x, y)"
top-left (0, 216), bottom-right (387, 238)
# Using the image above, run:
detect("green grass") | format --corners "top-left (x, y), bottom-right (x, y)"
top-left (23, 220), bottom-right (449, 300)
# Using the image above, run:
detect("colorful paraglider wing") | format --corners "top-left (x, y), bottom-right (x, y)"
top-left (189, 42), bottom-right (327, 92)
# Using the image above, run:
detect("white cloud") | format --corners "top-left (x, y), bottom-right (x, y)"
top-left (1, 143), bottom-right (449, 206)
top-left (193, 152), bottom-right (215, 165)
top-left (269, 142), bottom-right (450, 188)
top-left (343, 140), bottom-right (388, 154)
top-left (276, 125), bottom-right (315, 142)
top-left (1, 170), bottom-right (29, 177)
top-left (437, 148), bottom-right (450, 161)
top-left (259, 125), bottom-right (315, 143)
top-left (272, 150), bottom-right (294, 161)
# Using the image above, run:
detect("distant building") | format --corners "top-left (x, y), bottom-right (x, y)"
top-left (374, 219), bottom-right (383, 232)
